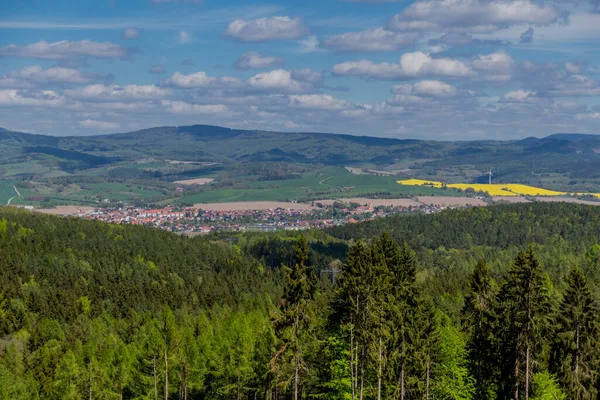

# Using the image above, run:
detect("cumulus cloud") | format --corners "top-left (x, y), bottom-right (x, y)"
top-left (224, 16), bottom-right (309, 42)
top-left (161, 100), bottom-right (232, 115)
top-left (547, 75), bottom-right (600, 96)
top-left (0, 40), bottom-right (134, 61)
top-left (298, 36), bottom-right (321, 53)
top-left (162, 68), bottom-right (319, 93)
top-left (519, 27), bottom-right (534, 43)
top-left (389, 0), bottom-right (564, 33)
top-left (247, 69), bottom-right (307, 92)
top-left (65, 84), bottom-right (170, 101)
top-left (234, 52), bottom-right (284, 70)
top-left (1, 66), bottom-right (91, 86)
top-left (428, 32), bottom-right (509, 49)
top-left (121, 28), bottom-right (140, 40)
top-left (79, 119), bottom-right (120, 129)
top-left (501, 89), bottom-right (538, 102)
top-left (472, 52), bottom-right (515, 82)
top-left (288, 94), bottom-right (348, 110)
top-left (161, 71), bottom-right (243, 89)
top-left (0, 89), bottom-right (66, 107)
top-left (332, 51), bottom-right (473, 80)
top-left (322, 28), bottom-right (421, 52)
top-left (149, 65), bottom-right (167, 74)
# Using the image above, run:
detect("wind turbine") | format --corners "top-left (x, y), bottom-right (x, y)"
top-left (486, 168), bottom-right (493, 185)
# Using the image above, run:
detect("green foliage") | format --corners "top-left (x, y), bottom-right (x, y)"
top-left (433, 314), bottom-right (476, 400)
top-left (0, 203), bottom-right (600, 398)
top-left (531, 371), bottom-right (566, 400)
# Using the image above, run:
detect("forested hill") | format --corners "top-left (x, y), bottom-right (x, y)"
top-left (3, 124), bottom-right (600, 177)
top-left (326, 202), bottom-right (600, 251)
top-left (2, 203), bottom-right (600, 398)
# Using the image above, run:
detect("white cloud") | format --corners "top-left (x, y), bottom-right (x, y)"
top-left (161, 71), bottom-right (243, 89)
top-left (0, 89), bottom-right (66, 107)
top-left (161, 100), bottom-right (232, 115)
top-left (547, 75), bottom-right (600, 96)
top-left (0, 66), bottom-right (91, 87)
top-left (224, 16), bottom-right (309, 42)
top-left (19, 66), bottom-right (90, 84)
top-left (389, 0), bottom-right (564, 33)
top-left (234, 52), bottom-right (284, 70)
top-left (332, 51), bottom-right (473, 80)
top-left (79, 119), bottom-right (120, 129)
top-left (289, 94), bottom-right (348, 110)
top-left (121, 28), bottom-right (140, 40)
top-left (248, 69), bottom-right (306, 92)
top-left (502, 89), bottom-right (537, 102)
top-left (322, 28), bottom-right (421, 52)
top-left (177, 31), bottom-right (193, 44)
top-left (0, 40), bottom-right (133, 60)
top-left (412, 80), bottom-right (459, 97)
top-left (472, 52), bottom-right (515, 82)
top-left (65, 84), bottom-right (170, 101)
top-left (298, 36), bottom-right (322, 53)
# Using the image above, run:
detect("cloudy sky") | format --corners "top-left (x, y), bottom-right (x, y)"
top-left (1, 0), bottom-right (600, 139)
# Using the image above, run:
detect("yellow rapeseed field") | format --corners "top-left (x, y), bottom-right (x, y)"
top-left (397, 179), bottom-right (596, 197)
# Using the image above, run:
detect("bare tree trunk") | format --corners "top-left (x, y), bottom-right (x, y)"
top-left (525, 345), bottom-right (530, 400)
top-left (514, 358), bottom-right (519, 400)
top-left (377, 336), bottom-right (383, 400)
top-left (360, 345), bottom-right (365, 400)
top-left (575, 326), bottom-right (580, 389)
top-left (425, 360), bottom-right (430, 400)
top-left (350, 321), bottom-right (356, 400)
top-left (294, 314), bottom-right (300, 400)
top-left (400, 366), bottom-right (405, 400)
top-left (154, 355), bottom-right (158, 400)
top-left (165, 348), bottom-right (169, 400)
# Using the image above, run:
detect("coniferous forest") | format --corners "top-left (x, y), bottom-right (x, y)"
top-left (2, 203), bottom-right (600, 399)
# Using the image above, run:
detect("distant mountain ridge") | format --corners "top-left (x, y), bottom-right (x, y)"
top-left (3, 124), bottom-right (600, 182)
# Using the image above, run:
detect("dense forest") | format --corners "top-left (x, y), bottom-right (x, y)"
top-left (1, 203), bottom-right (600, 399)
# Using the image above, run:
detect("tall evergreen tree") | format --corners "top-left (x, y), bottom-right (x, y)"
top-left (383, 240), bottom-right (421, 400)
top-left (271, 234), bottom-right (317, 400)
top-left (550, 267), bottom-right (600, 399)
top-left (462, 260), bottom-right (495, 399)
top-left (339, 239), bottom-right (373, 400)
top-left (494, 248), bottom-right (552, 400)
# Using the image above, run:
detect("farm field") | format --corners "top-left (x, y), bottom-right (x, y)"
top-left (0, 181), bottom-right (20, 205)
top-left (183, 167), bottom-right (467, 204)
top-left (398, 178), bottom-right (600, 198)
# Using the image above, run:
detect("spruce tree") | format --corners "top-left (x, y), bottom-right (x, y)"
top-left (494, 248), bottom-right (552, 400)
top-left (550, 267), bottom-right (600, 399)
top-left (271, 234), bottom-right (317, 400)
top-left (383, 240), bottom-right (420, 400)
top-left (462, 260), bottom-right (495, 399)
top-left (339, 239), bottom-right (373, 400)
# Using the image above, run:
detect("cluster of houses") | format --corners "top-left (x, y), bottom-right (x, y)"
top-left (61, 202), bottom-right (451, 233)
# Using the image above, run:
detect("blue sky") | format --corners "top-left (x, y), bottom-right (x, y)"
top-left (1, 0), bottom-right (600, 139)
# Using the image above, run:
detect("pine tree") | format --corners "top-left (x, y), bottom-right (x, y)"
top-left (271, 234), bottom-right (317, 400)
top-left (550, 267), bottom-right (600, 399)
top-left (462, 260), bottom-right (495, 399)
top-left (494, 248), bottom-right (552, 400)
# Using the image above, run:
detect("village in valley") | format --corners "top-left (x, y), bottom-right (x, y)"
top-left (34, 200), bottom-right (458, 234)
